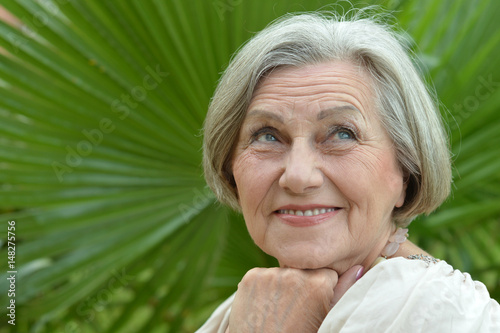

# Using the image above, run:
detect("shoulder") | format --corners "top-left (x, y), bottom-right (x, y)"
top-left (319, 257), bottom-right (500, 332)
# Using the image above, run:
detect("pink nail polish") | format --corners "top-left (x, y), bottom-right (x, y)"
top-left (356, 267), bottom-right (364, 281)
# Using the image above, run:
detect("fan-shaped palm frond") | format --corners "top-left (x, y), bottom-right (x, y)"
top-left (0, 0), bottom-right (498, 332)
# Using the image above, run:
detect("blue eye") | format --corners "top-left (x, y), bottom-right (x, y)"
top-left (328, 127), bottom-right (356, 142)
top-left (251, 126), bottom-right (279, 143)
top-left (256, 133), bottom-right (277, 142)
top-left (336, 130), bottom-right (354, 140)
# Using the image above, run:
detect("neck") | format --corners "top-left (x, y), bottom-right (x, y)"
top-left (365, 240), bottom-right (431, 272)
top-left (392, 240), bottom-right (431, 258)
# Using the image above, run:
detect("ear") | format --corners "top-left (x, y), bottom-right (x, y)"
top-left (395, 172), bottom-right (409, 208)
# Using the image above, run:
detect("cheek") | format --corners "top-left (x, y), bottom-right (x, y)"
top-left (232, 151), bottom-right (282, 246)
top-left (326, 148), bottom-right (404, 212)
top-left (232, 151), bottom-right (279, 214)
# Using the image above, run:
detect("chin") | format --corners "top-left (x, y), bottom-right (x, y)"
top-left (279, 258), bottom-right (327, 270)
top-left (270, 238), bottom-right (339, 267)
top-left (275, 252), bottom-right (333, 269)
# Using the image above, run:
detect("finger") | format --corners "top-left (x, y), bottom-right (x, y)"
top-left (330, 265), bottom-right (364, 307)
top-left (308, 267), bottom-right (339, 288)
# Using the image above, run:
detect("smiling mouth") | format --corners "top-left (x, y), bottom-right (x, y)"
top-left (276, 208), bottom-right (339, 216)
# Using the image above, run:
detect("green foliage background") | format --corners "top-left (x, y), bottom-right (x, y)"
top-left (0, 0), bottom-right (499, 332)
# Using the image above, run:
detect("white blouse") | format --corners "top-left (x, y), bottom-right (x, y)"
top-left (197, 257), bottom-right (500, 332)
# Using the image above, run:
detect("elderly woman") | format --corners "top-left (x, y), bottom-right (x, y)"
top-left (198, 12), bottom-right (500, 332)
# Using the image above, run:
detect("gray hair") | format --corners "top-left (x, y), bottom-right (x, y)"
top-left (203, 11), bottom-right (451, 227)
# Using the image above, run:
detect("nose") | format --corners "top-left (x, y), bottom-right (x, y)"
top-left (278, 139), bottom-right (324, 194)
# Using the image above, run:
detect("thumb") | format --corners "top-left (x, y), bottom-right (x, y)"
top-left (331, 265), bottom-right (364, 307)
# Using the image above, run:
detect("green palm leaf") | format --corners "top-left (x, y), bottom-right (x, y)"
top-left (0, 0), bottom-right (499, 331)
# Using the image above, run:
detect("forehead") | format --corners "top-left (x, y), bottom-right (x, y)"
top-left (248, 61), bottom-right (376, 118)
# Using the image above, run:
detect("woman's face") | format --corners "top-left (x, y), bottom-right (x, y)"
top-left (231, 62), bottom-right (407, 273)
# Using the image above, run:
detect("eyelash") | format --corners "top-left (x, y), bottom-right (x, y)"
top-left (249, 125), bottom-right (359, 144)
top-left (250, 126), bottom-right (279, 142)
top-left (326, 125), bottom-right (358, 141)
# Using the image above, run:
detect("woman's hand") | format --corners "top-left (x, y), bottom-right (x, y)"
top-left (227, 265), bottom-right (362, 332)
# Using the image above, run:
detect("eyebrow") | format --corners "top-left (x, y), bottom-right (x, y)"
top-left (246, 105), bottom-right (361, 122)
top-left (246, 110), bottom-right (285, 123)
top-left (317, 105), bottom-right (361, 120)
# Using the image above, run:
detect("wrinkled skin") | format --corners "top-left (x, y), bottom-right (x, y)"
top-left (227, 265), bottom-right (362, 333)
top-left (228, 62), bottom-right (420, 331)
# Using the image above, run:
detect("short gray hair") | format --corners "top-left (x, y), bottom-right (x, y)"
top-left (203, 11), bottom-right (451, 227)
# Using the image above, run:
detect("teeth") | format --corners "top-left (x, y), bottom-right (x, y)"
top-left (278, 208), bottom-right (337, 216)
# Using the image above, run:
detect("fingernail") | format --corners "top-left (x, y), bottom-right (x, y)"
top-left (356, 266), bottom-right (364, 281)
